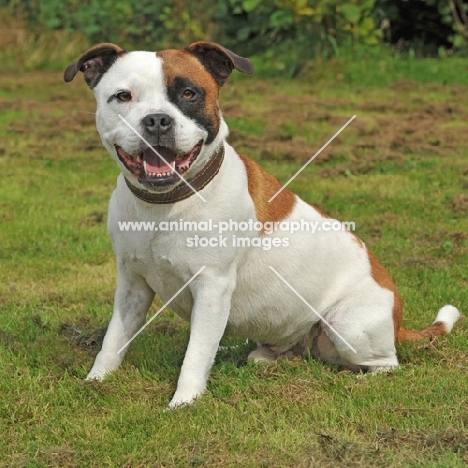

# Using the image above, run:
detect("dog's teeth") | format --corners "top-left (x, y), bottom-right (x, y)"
top-left (143, 160), bottom-right (148, 173)
top-left (137, 155), bottom-right (142, 163)
top-left (145, 170), bottom-right (176, 178)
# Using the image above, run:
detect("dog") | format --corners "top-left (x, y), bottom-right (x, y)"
top-left (64, 42), bottom-right (460, 407)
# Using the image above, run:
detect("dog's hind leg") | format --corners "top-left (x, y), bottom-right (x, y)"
top-left (87, 266), bottom-right (155, 380)
top-left (318, 300), bottom-right (399, 373)
top-left (292, 322), bottom-right (365, 372)
top-left (293, 295), bottom-right (399, 373)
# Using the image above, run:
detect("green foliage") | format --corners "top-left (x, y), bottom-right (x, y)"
top-left (217, 0), bottom-right (381, 58)
top-left (2, 0), bottom-right (217, 49)
top-left (2, 0), bottom-right (468, 67)
top-left (3, 0), bottom-right (381, 56)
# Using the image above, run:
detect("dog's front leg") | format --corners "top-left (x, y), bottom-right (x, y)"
top-left (87, 266), bottom-right (155, 380)
top-left (169, 272), bottom-right (234, 408)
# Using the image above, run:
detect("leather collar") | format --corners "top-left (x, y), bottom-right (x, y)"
top-left (124, 145), bottom-right (224, 204)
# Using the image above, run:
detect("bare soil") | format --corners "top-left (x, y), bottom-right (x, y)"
top-left (3, 72), bottom-right (468, 168)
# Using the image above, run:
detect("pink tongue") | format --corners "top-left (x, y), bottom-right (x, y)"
top-left (143, 146), bottom-right (176, 174)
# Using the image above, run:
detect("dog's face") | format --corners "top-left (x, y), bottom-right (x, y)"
top-left (64, 42), bottom-right (253, 192)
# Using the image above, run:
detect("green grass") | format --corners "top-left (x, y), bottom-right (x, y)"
top-left (0, 44), bottom-right (467, 467)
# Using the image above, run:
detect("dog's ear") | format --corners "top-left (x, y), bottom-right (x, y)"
top-left (64, 43), bottom-right (126, 88)
top-left (186, 41), bottom-right (254, 86)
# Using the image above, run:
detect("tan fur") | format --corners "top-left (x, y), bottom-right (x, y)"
top-left (396, 323), bottom-right (450, 342)
top-left (367, 249), bottom-right (452, 343)
top-left (238, 154), bottom-right (296, 226)
top-left (367, 249), bottom-right (403, 342)
top-left (157, 49), bottom-right (221, 134)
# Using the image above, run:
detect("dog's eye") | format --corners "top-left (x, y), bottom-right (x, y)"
top-left (182, 89), bottom-right (195, 100)
top-left (115, 91), bottom-right (132, 102)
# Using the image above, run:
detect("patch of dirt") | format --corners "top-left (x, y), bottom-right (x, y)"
top-left (0, 329), bottom-right (19, 350)
top-left (59, 317), bottom-right (107, 349)
top-left (389, 79), bottom-right (420, 91)
top-left (37, 445), bottom-right (78, 468)
top-left (451, 231), bottom-right (468, 242)
top-left (7, 106), bottom-right (95, 136)
top-left (449, 194), bottom-right (468, 213)
top-left (358, 101), bottom-right (409, 113)
top-left (377, 427), bottom-right (468, 455)
top-left (298, 428), bottom-right (468, 467)
top-left (223, 80), bottom-right (468, 177)
top-left (79, 211), bottom-right (105, 227)
top-left (5, 72), bottom-right (468, 182)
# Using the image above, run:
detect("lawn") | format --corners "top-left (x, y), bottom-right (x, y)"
top-left (0, 48), bottom-right (467, 467)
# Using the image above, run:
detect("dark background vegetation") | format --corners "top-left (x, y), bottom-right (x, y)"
top-left (2, 0), bottom-right (468, 72)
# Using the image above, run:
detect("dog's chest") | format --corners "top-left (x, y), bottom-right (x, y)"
top-left (110, 219), bottom-right (197, 320)
top-left (106, 173), bottom-right (253, 319)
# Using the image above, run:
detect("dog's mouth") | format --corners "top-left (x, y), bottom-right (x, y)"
top-left (115, 141), bottom-right (203, 187)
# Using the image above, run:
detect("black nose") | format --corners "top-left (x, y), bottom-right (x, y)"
top-left (142, 113), bottom-right (173, 135)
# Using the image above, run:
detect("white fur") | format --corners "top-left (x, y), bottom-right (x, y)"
top-left (434, 305), bottom-right (460, 333)
top-left (93, 52), bottom-right (229, 193)
top-left (83, 50), bottom-right (457, 407)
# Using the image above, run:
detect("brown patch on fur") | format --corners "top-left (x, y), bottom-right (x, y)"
top-left (367, 248), bottom-right (403, 342)
top-left (157, 49), bottom-right (221, 136)
top-left (396, 322), bottom-right (450, 342)
top-left (238, 153), bottom-right (296, 225)
top-left (367, 249), bottom-right (451, 343)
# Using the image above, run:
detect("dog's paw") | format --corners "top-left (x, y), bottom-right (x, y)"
top-left (168, 395), bottom-right (196, 409)
top-left (85, 369), bottom-right (107, 381)
top-left (247, 345), bottom-right (278, 363)
top-left (361, 365), bottom-right (398, 377)
top-left (168, 390), bottom-right (204, 409)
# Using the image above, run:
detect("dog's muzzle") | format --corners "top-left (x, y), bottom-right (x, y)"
top-left (115, 141), bottom-right (203, 189)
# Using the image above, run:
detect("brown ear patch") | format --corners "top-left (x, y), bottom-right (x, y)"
top-left (186, 41), bottom-right (254, 86)
top-left (64, 43), bottom-right (126, 88)
top-left (238, 153), bottom-right (296, 226)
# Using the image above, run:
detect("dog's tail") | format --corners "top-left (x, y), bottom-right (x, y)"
top-left (397, 305), bottom-right (460, 342)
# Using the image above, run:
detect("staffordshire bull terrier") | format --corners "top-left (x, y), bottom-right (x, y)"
top-left (64, 42), bottom-right (460, 407)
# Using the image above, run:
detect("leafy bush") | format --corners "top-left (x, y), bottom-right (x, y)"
top-left (2, 0), bottom-right (468, 71)
top-left (217, 0), bottom-right (381, 55)
top-left (374, 0), bottom-right (466, 56)
top-left (2, 0), bottom-right (218, 49)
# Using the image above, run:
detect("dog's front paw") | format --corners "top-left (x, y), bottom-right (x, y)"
top-left (168, 389), bottom-right (204, 409)
top-left (85, 369), bottom-right (107, 381)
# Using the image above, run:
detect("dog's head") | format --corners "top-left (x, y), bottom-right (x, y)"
top-left (64, 42), bottom-right (253, 193)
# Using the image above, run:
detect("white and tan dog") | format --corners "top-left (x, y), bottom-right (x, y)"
top-left (64, 42), bottom-right (460, 407)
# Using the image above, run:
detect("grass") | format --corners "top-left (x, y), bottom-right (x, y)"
top-left (0, 33), bottom-right (467, 467)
